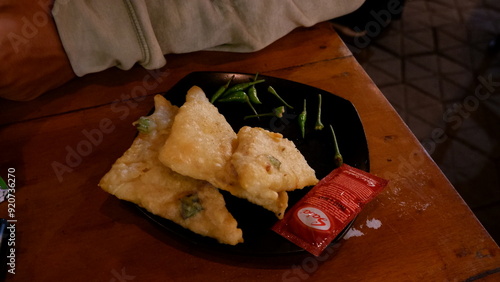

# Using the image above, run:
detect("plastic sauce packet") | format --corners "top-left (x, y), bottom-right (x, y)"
top-left (272, 164), bottom-right (388, 256)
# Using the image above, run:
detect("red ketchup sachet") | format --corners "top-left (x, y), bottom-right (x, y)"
top-left (272, 164), bottom-right (388, 256)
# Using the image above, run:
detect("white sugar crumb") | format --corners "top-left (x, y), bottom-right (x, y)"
top-left (343, 228), bottom-right (364, 240)
top-left (366, 218), bottom-right (382, 229)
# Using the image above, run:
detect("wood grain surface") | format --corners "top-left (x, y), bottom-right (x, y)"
top-left (0, 22), bottom-right (498, 281)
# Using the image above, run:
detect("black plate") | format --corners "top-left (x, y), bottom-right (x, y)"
top-left (139, 72), bottom-right (369, 255)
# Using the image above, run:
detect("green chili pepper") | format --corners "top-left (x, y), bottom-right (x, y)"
top-left (248, 86), bottom-right (260, 104)
top-left (273, 106), bottom-right (285, 118)
top-left (267, 155), bottom-right (281, 170)
top-left (248, 73), bottom-right (262, 104)
top-left (218, 91), bottom-right (259, 116)
top-left (217, 91), bottom-right (248, 103)
top-left (267, 86), bottom-right (294, 109)
top-left (180, 193), bottom-right (203, 219)
top-left (315, 94), bottom-right (325, 130)
top-left (222, 79), bottom-right (265, 98)
top-left (329, 124), bottom-right (343, 167)
top-left (298, 99), bottom-right (307, 138)
top-left (244, 106), bottom-right (285, 120)
top-left (134, 117), bottom-right (152, 134)
top-left (210, 75), bottom-right (234, 103)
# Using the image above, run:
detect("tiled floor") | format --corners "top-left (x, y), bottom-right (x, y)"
top-left (334, 0), bottom-right (500, 243)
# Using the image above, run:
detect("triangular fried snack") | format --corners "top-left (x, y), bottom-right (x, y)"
top-left (99, 95), bottom-right (243, 245)
top-left (159, 86), bottom-right (315, 218)
top-left (231, 126), bottom-right (318, 193)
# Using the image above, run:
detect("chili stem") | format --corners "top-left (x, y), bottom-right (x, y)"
top-left (244, 106), bottom-right (284, 120)
top-left (267, 86), bottom-right (294, 109)
top-left (223, 79), bottom-right (265, 98)
top-left (315, 94), bottom-right (325, 130)
top-left (329, 124), bottom-right (343, 167)
top-left (299, 99), bottom-right (307, 138)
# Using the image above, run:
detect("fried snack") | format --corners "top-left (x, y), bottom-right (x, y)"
top-left (158, 86), bottom-right (238, 191)
top-left (159, 86), bottom-right (314, 218)
top-left (159, 87), bottom-right (282, 213)
top-left (231, 126), bottom-right (319, 194)
top-left (99, 95), bottom-right (243, 245)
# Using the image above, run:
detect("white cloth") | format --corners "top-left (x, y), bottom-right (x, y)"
top-left (52, 0), bottom-right (364, 76)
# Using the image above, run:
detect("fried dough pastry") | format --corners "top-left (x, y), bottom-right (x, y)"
top-left (158, 86), bottom-right (238, 190)
top-left (232, 126), bottom-right (319, 194)
top-left (159, 86), bottom-right (315, 218)
top-left (99, 95), bottom-right (243, 245)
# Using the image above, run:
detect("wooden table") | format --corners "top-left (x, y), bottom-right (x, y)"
top-left (1, 22), bottom-right (499, 281)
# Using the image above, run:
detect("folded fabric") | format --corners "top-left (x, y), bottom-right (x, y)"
top-left (52, 0), bottom-right (364, 77)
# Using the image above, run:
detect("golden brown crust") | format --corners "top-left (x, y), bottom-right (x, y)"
top-left (99, 95), bottom-right (243, 245)
top-left (159, 87), bottom-right (317, 219)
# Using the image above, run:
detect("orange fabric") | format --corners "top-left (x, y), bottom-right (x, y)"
top-left (0, 1), bottom-right (75, 101)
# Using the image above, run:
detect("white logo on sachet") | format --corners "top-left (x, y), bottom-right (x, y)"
top-left (297, 207), bottom-right (330, 230)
